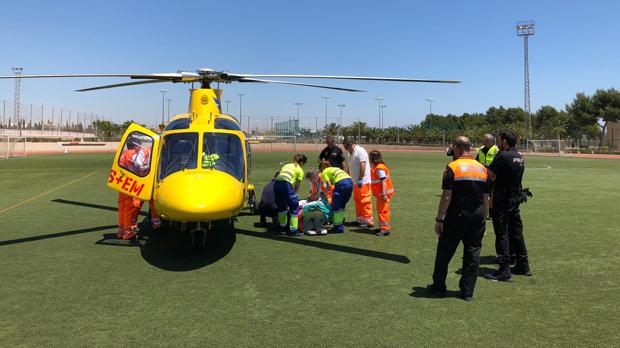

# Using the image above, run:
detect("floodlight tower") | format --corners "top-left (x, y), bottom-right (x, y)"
top-left (12, 67), bottom-right (23, 137)
top-left (516, 20), bottom-right (535, 137)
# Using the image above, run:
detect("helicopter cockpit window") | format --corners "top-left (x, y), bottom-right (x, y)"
top-left (118, 131), bottom-right (154, 177)
top-left (214, 118), bottom-right (241, 131)
top-left (164, 117), bottom-right (191, 131)
top-left (202, 132), bottom-right (245, 181)
top-left (158, 133), bottom-right (198, 180)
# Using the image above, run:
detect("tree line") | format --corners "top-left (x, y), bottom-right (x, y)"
top-left (322, 88), bottom-right (619, 147)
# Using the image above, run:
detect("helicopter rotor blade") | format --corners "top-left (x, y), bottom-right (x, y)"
top-left (238, 77), bottom-right (366, 92)
top-left (76, 79), bottom-right (170, 92)
top-left (0, 72), bottom-right (201, 82)
top-left (0, 73), bottom-right (144, 79)
top-left (229, 74), bottom-right (461, 84)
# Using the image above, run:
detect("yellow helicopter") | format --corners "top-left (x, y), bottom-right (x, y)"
top-left (1, 69), bottom-right (459, 251)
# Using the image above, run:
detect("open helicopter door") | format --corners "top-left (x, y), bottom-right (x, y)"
top-left (107, 124), bottom-right (160, 201)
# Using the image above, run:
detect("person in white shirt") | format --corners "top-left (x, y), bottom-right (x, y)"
top-left (343, 138), bottom-right (374, 228)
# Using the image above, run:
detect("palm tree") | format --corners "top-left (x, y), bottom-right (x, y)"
top-left (323, 123), bottom-right (339, 136)
top-left (349, 121), bottom-right (368, 142)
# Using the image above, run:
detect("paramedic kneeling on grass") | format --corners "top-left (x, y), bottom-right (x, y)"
top-left (274, 154), bottom-right (308, 236)
top-left (319, 165), bottom-right (353, 233)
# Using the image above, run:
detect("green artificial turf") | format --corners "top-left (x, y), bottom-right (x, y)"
top-left (0, 152), bottom-right (618, 347)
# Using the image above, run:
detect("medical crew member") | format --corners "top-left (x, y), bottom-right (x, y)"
top-left (274, 154), bottom-right (308, 235)
top-left (369, 150), bottom-right (394, 237)
top-left (320, 166), bottom-right (353, 233)
top-left (485, 130), bottom-right (532, 282)
top-left (130, 144), bottom-right (161, 230)
top-left (343, 138), bottom-right (373, 228)
top-left (117, 137), bottom-right (142, 240)
top-left (429, 136), bottom-right (489, 301)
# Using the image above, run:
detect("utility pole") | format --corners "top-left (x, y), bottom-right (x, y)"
top-left (321, 96), bottom-right (331, 135)
top-left (225, 99), bottom-right (231, 114)
top-left (337, 104), bottom-right (346, 138)
top-left (12, 67), bottom-right (23, 137)
top-left (380, 104), bottom-right (387, 129)
top-left (237, 93), bottom-right (245, 130)
top-left (294, 102), bottom-right (303, 143)
top-left (166, 98), bottom-right (172, 121)
top-left (160, 90), bottom-right (167, 126)
top-left (516, 20), bottom-right (535, 139)
top-left (374, 97), bottom-right (384, 129)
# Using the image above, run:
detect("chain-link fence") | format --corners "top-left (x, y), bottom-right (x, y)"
top-left (0, 99), bottom-right (104, 138)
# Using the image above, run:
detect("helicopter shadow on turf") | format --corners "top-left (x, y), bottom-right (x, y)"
top-left (52, 198), bottom-right (410, 268)
top-left (54, 199), bottom-right (235, 272)
top-left (140, 222), bottom-right (236, 272)
top-left (94, 221), bottom-right (236, 272)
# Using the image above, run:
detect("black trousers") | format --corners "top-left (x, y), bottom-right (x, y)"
top-left (492, 198), bottom-right (529, 275)
top-left (432, 206), bottom-right (485, 297)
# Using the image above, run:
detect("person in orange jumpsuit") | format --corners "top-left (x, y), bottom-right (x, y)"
top-left (343, 138), bottom-right (373, 228)
top-left (128, 144), bottom-right (161, 230)
top-left (369, 150), bottom-right (394, 237)
top-left (117, 137), bottom-right (142, 240)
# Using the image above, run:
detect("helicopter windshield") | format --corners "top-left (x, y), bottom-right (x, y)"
top-left (158, 133), bottom-right (199, 180)
top-left (202, 132), bottom-right (245, 181)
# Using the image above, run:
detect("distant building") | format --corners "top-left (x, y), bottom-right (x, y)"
top-left (275, 119), bottom-right (300, 136)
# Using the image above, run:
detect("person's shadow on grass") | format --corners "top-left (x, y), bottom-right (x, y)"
top-left (409, 286), bottom-right (461, 299)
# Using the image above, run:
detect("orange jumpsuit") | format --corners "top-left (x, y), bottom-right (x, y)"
top-left (353, 183), bottom-right (373, 225)
top-left (117, 148), bottom-right (138, 238)
top-left (127, 146), bottom-right (161, 229)
top-left (371, 163), bottom-right (394, 232)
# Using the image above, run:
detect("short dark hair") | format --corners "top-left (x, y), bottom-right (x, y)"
top-left (342, 138), bottom-right (353, 147)
top-left (294, 154), bottom-right (308, 166)
top-left (499, 130), bottom-right (517, 147)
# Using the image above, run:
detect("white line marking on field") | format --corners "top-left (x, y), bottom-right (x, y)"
top-left (0, 170), bottom-right (98, 215)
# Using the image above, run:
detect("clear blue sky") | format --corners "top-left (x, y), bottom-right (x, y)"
top-left (1, 0), bottom-right (618, 129)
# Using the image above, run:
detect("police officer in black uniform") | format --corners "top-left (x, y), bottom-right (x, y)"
top-left (318, 136), bottom-right (345, 169)
top-left (485, 130), bottom-right (532, 282)
top-left (429, 136), bottom-right (489, 301)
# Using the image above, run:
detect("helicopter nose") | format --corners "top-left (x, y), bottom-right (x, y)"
top-left (154, 170), bottom-right (245, 222)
